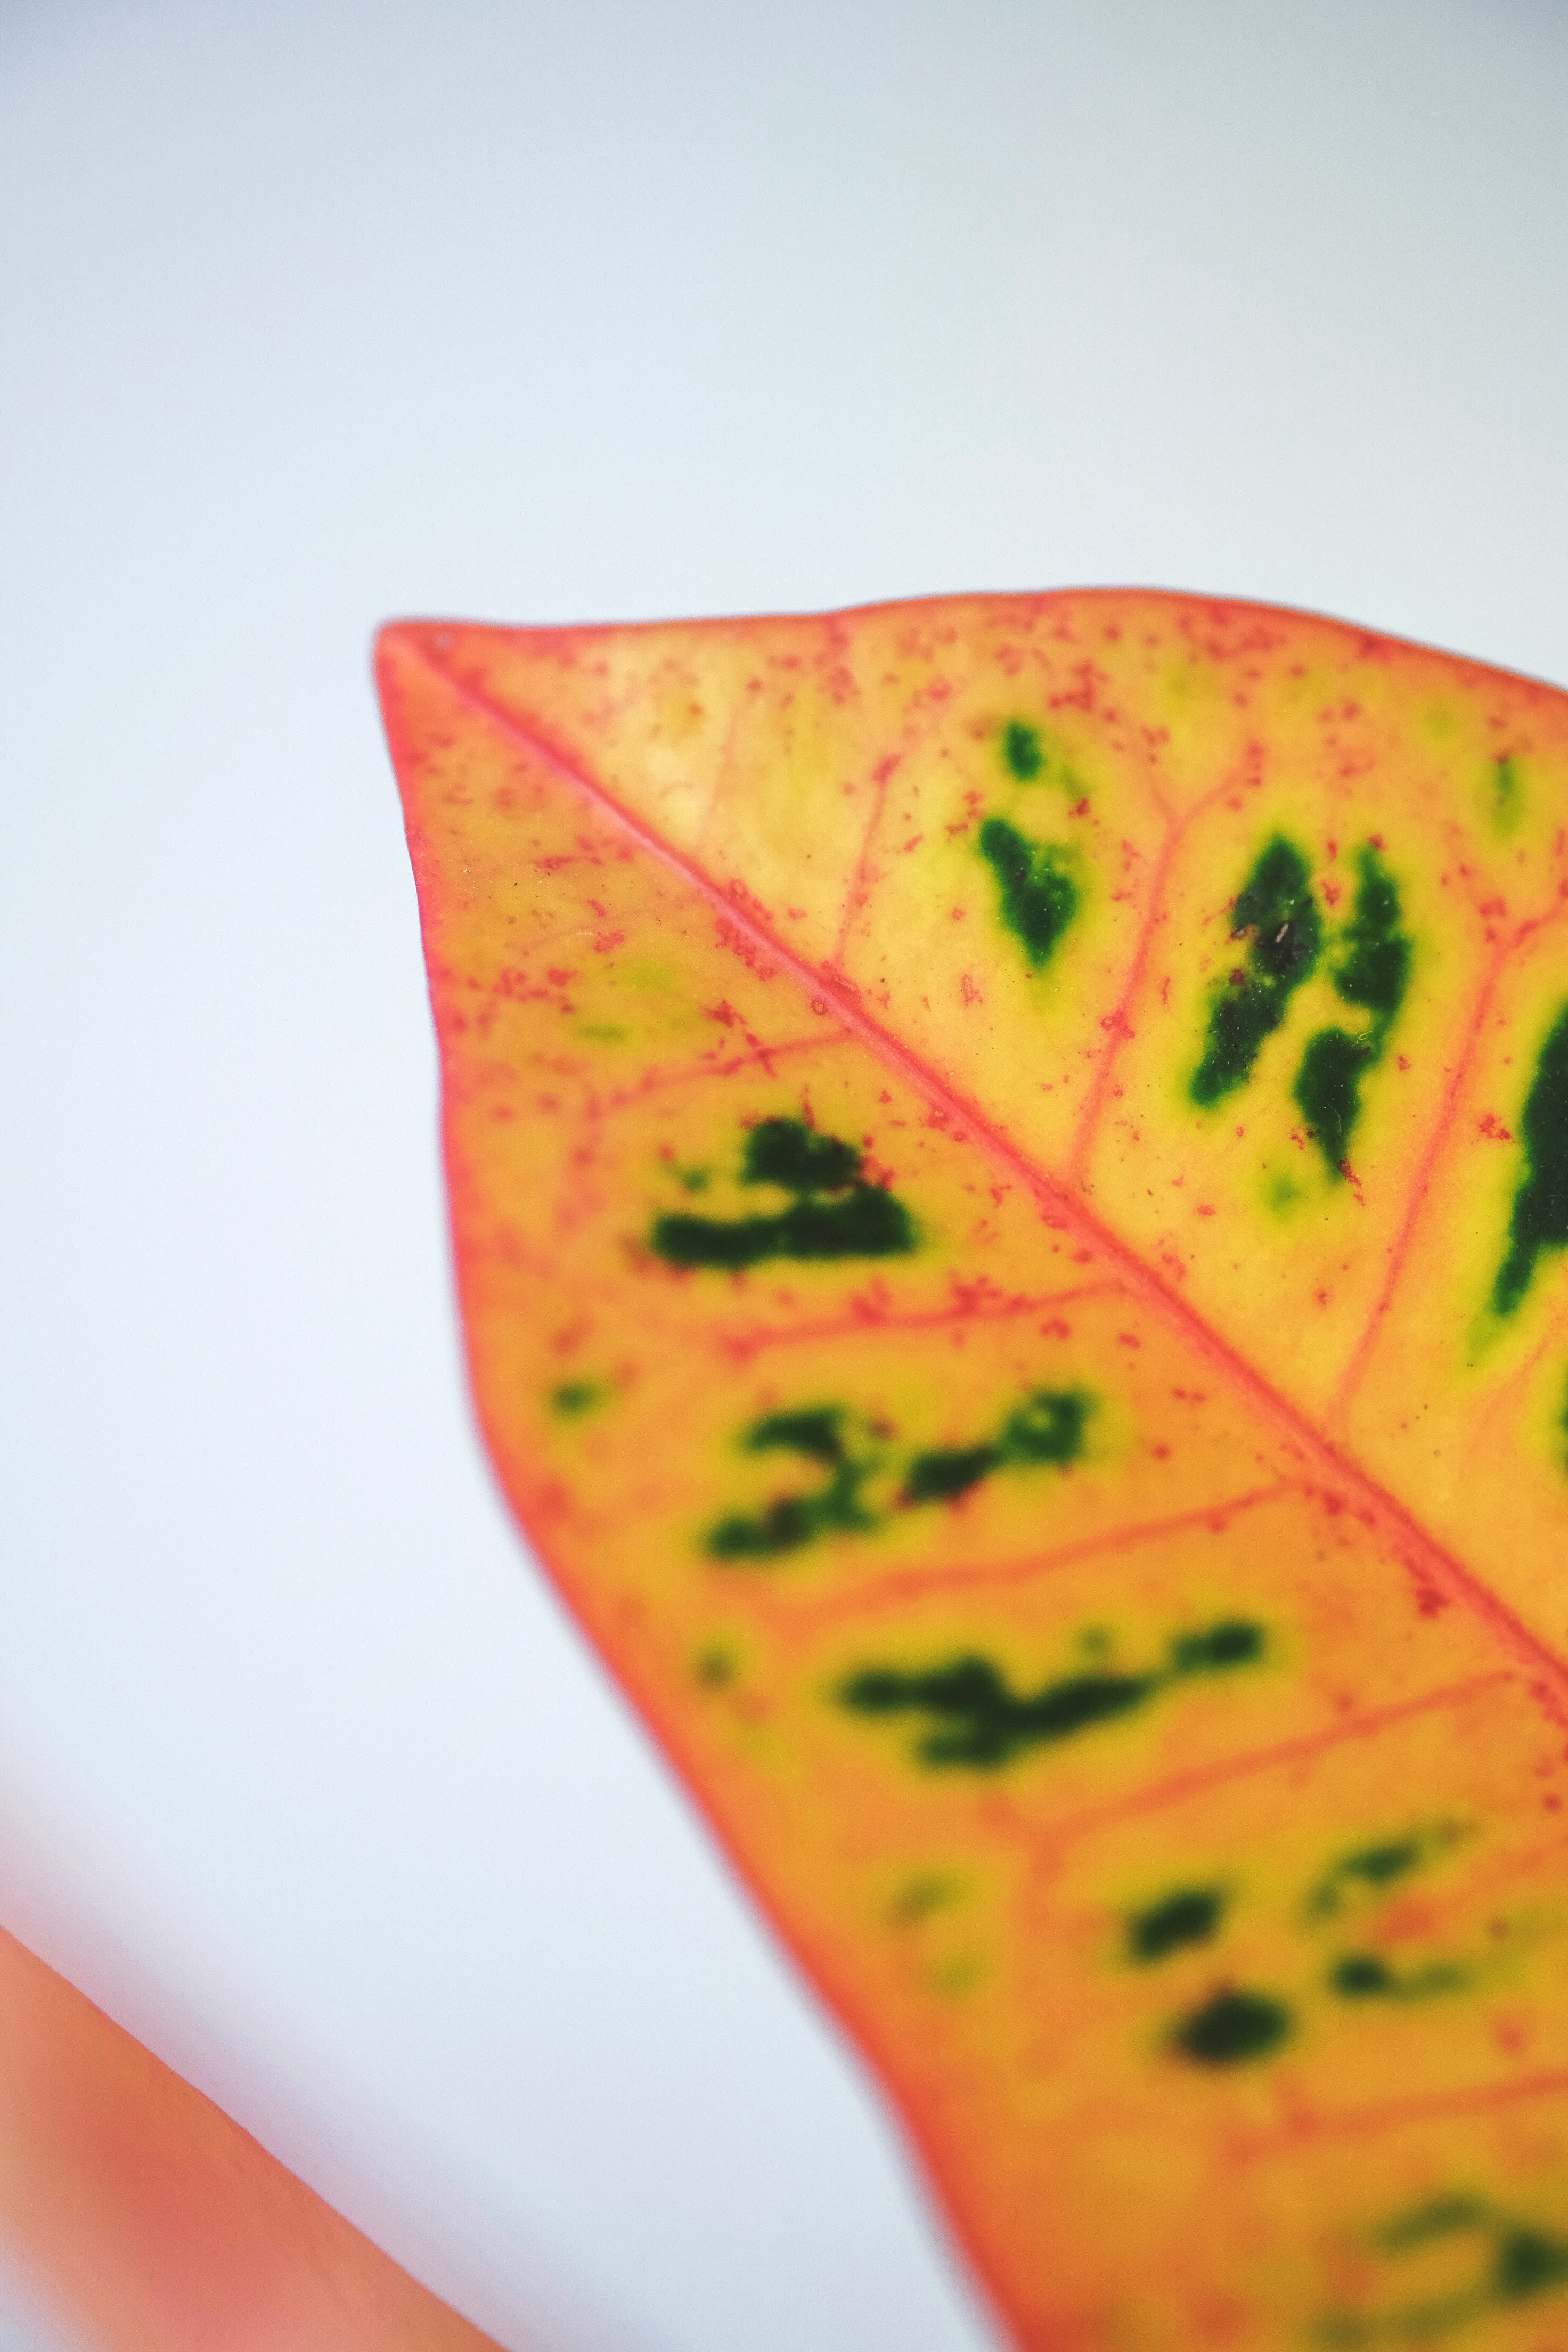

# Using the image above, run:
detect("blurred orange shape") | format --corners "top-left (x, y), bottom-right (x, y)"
top-left (0, 1923), bottom-right (505, 2349)
top-left (379, 592), bottom-right (1568, 2349)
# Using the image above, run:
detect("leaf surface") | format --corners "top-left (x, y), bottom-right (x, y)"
top-left (0, 1924), bottom-right (504, 2348)
top-left (378, 592), bottom-right (1568, 2351)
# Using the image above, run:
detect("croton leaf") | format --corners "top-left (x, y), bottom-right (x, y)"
top-left (377, 592), bottom-right (1568, 2352)
top-left (0, 1923), bottom-right (502, 2348)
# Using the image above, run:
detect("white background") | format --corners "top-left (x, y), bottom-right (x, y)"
top-left (2, 4), bottom-right (1565, 2347)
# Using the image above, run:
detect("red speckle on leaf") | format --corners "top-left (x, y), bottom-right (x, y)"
top-left (380, 593), bottom-right (1568, 2352)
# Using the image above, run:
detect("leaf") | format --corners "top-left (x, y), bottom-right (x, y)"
top-left (377, 592), bottom-right (1568, 2351)
top-left (0, 1922), bottom-right (503, 2348)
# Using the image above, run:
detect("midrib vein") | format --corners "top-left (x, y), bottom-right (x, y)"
top-left (397, 628), bottom-right (1568, 1704)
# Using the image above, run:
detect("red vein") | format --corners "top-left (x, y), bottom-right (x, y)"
top-left (831, 760), bottom-right (896, 969)
top-left (1334, 897), bottom-right (1568, 1417)
top-left (1332, 942), bottom-right (1510, 1415)
top-left (591, 1027), bottom-right (847, 1110)
top-left (1232, 2064), bottom-right (1568, 2165)
top-left (402, 634), bottom-right (1568, 1705)
top-left (1029, 1671), bottom-right (1518, 1861)
top-left (1461, 1288), bottom-right (1568, 1476)
top-left (1067, 765), bottom-right (1241, 1184)
top-left (709, 1281), bottom-right (1119, 1364)
top-left (761, 1482), bottom-right (1294, 1635)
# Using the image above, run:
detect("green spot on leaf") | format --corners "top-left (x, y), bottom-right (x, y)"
top-left (1000, 1387), bottom-right (1091, 1463)
top-left (902, 1443), bottom-right (1002, 1505)
top-left (902, 1386), bottom-right (1091, 1507)
top-left (1001, 720), bottom-right (1044, 780)
top-left (1192, 836), bottom-right (1322, 1107)
top-left (1493, 752), bottom-right (1523, 837)
top-left (1127, 1887), bottom-right (1226, 1964)
top-left (742, 1119), bottom-right (861, 1193)
top-left (1330, 1950), bottom-right (1467, 2002)
top-left (706, 1406), bottom-right (882, 1559)
top-left (650, 1118), bottom-right (918, 1271)
top-left (1377, 2199), bottom-right (1491, 2255)
top-left (837, 1618), bottom-right (1264, 1772)
top-left (550, 1380), bottom-right (606, 1417)
top-left (1168, 1619), bottom-right (1264, 1673)
top-left (709, 1386), bottom-right (1094, 1565)
top-left (1492, 1006), bottom-right (1568, 1317)
top-left (889, 1872), bottom-right (960, 1926)
top-left (1170, 1987), bottom-right (1292, 2067)
top-left (978, 817), bottom-right (1079, 971)
top-left (1319, 2196), bottom-right (1568, 2346)
top-left (1293, 845), bottom-right (1411, 1176)
top-left (1305, 1830), bottom-right (1441, 1920)
top-left (1495, 2229), bottom-right (1568, 2304)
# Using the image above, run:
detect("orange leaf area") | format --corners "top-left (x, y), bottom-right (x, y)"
top-left (378, 592), bottom-right (1568, 2350)
top-left (0, 1925), bottom-right (503, 2350)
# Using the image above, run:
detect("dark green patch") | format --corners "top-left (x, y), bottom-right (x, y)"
top-left (1293, 846), bottom-right (1411, 1175)
top-left (902, 1386), bottom-right (1091, 1508)
top-left (745, 1406), bottom-right (849, 1464)
top-left (707, 1406), bottom-right (881, 1559)
top-left (1192, 836), bottom-right (1322, 1106)
top-left (1001, 1387), bottom-right (1090, 1463)
top-left (1295, 1028), bottom-right (1375, 1175)
top-left (903, 1443), bottom-right (1003, 1504)
top-left (1330, 847), bottom-right (1409, 1027)
top-left (1001, 720), bottom-right (1045, 781)
top-left (837, 1617), bottom-right (1264, 1772)
top-left (549, 1379), bottom-right (605, 1417)
top-left (651, 1117), bottom-right (917, 1271)
top-left (1128, 1887), bottom-right (1226, 1964)
top-left (707, 1384), bottom-right (1093, 1567)
top-left (1319, 2198), bottom-right (1568, 2346)
top-left (742, 1118), bottom-right (861, 1194)
top-left (1377, 2198), bottom-right (1491, 2254)
top-left (978, 817), bottom-right (1079, 971)
top-left (1494, 753), bottom-right (1522, 833)
top-left (1306, 1834), bottom-right (1425, 1921)
top-left (1171, 1987), bottom-right (1292, 2067)
top-left (840, 1655), bottom-right (1152, 1768)
top-left (1168, 1619), bottom-right (1264, 1674)
top-left (1330, 1951), bottom-right (1467, 2002)
top-left (1495, 2228), bottom-right (1568, 2302)
top-left (1492, 1007), bottom-right (1568, 1316)
top-left (693, 1645), bottom-right (737, 1688)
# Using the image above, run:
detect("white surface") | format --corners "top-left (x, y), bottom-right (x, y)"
top-left (2, 3), bottom-right (1565, 2347)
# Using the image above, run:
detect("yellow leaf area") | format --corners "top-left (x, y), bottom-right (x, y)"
top-left (378, 593), bottom-right (1568, 2352)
